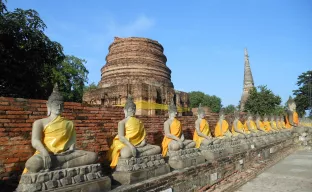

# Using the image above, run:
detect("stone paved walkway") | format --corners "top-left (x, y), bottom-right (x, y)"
top-left (236, 150), bottom-right (312, 192)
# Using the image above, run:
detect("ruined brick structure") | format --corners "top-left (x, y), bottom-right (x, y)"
top-left (83, 37), bottom-right (190, 116)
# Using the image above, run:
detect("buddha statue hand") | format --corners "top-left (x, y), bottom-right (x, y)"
top-left (178, 140), bottom-right (184, 149)
top-left (42, 151), bottom-right (52, 170)
top-left (130, 146), bottom-right (137, 157)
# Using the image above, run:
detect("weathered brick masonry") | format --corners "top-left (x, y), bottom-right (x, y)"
top-left (0, 97), bottom-right (220, 181)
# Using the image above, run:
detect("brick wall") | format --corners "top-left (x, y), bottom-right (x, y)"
top-left (0, 97), bottom-right (220, 181)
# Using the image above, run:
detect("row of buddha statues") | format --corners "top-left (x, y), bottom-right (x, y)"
top-left (16, 84), bottom-right (312, 191)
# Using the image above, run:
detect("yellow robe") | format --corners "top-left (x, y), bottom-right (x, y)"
top-left (257, 120), bottom-right (265, 131)
top-left (231, 120), bottom-right (249, 135)
top-left (214, 120), bottom-right (229, 137)
top-left (293, 111), bottom-right (299, 125)
top-left (263, 121), bottom-right (271, 132)
top-left (271, 121), bottom-right (278, 130)
top-left (193, 119), bottom-right (210, 148)
top-left (162, 118), bottom-right (182, 157)
top-left (107, 117), bottom-right (146, 168)
top-left (23, 116), bottom-right (76, 174)
top-left (285, 112), bottom-right (299, 128)
top-left (276, 121), bottom-right (282, 130)
top-left (244, 121), bottom-right (258, 132)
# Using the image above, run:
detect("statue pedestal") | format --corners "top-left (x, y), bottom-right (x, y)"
top-left (200, 144), bottom-right (227, 162)
top-left (167, 148), bottom-right (205, 170)
top-left (16, 164), bottom-right (111, 192)
top-left (112, 154), bottom-right (170, 184)
top-left (226, 140), bottom-right (249, 155)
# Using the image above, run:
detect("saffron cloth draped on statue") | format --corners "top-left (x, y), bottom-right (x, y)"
top-left (23, 116), bottom-right (76, 174)
top-left (193, 119), bottom-right (210, 148)
top-left (162, 118), bottom-right (182, 156)
top-left (107, 117), bottom-right (146, 168)
top-left (214, 120), bottom-right (229, 137)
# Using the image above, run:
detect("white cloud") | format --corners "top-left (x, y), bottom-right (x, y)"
top-left (106, 15), bottom-right (155, 37)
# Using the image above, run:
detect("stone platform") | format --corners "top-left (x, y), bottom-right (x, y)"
top-left (112, 154), bottom-right (170, 184)
top-left (200, 143), bottom-right (228, 162)
top-left (167, 148), bottom-right (205, 170)
top-left (15, 164), bottom-right (111, 192)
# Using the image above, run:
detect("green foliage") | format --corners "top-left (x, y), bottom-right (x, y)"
top-left (188, 91), bottom-right (222, 113)
top-left (84, 82), bottom-right (98, 93)
top-left (0, 1), bottom-right (65, 99)
top-left (222, 104), bottom-right (237, 115)
top-left (52, 55), bottom-right (89, 102)
top-left (0, 1), bottom-right (90, 102)
top-left (244, 85), bottom-right (282, 116)
top-left (293, 70), bottom-right (312, 117)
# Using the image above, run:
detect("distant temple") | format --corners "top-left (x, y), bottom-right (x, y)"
top-left (240, 48), bottom-right (255, 111)
top-left (83, 37), bottom-right (191, 116)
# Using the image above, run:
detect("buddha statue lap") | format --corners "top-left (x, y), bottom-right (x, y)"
top-left (16, 84), bottom-right (110, 192)
top-left (108, 96), bottom-right (169, 184)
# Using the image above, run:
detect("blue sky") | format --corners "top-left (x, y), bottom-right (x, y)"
top-left (7, 0), bottom-right (312, 106)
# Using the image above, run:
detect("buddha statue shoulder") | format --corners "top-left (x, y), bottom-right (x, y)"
top-left (24, 84), bottom-right (98, 173)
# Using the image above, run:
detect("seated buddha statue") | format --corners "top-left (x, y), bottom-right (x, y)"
top-left (214, 111), bottom-right (233, 141)
top-left (24, 84), bottom-right (98, 173)
top-left (255, 113), bottom-right (268, 134)
top-left (231, 110), bottom-right (249, 139)
top-left (276, 116), bottom-right (283, 130)
top-left (244, 112), bottom-right (259, 136)
top-left (285, 96), bottom-right (299, 129)
top-left (193, 104), bottom-right (217, 148)
top-left (263, 114), bottom-right (272, 133)
top-left (107, 95), bottom-right (161, 169)
top-left (162, 99), bottom-right (195, 157)
top-left (270, 115), bottom-right (279, 132)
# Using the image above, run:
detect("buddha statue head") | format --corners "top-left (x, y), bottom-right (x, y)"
top-left (47, 83), bottom-right (64, 116)
top-left (197, 103), bottom-right (205, 119)
top-left (247, 111), bottom-right (253, 121)
top-left (234, 110), bottom-right (240, 120)
top-left (287, 96), bottom-right (296, 112)
top-left (276, 115), bottom-right (280, 121)
top-left (270, 114), bottom-right (275, 121)
top-left (124, 95), bottom-right (136, 117)
top-left (219, 110), bottom-right (225, 121)
top-left (255, 113), bottom-right (261, 121)
top-left (263, 114), bottom-right (268, 121)
top-left (168, 98), bottom-right (177, 119)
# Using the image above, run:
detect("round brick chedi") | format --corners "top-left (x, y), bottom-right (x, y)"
top-left (99, 37), bottom-right (174, 88)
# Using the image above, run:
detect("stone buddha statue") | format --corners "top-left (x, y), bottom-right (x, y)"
top-left (107, 95), bottom-right (161, 169)
top-left (285, 96), bottom-right (299, 129)
top-left (231, 111), bottom-right (249, 139)
top-left (255, 113), bottom-right (267, 134)
top-left (162, 99), bottom-right (196, 157)
top-left (193, 104), bottom-right (216, 148)
top-left (214, 111), bottom-right (232, 140)
top-left (24, 84), bottom-right (98, 174)
top-left (244, 112), bottom-right (258, 136)
top-left (270, 115), bottom-right (279, 132)
top-left (263, 114), bottom-right (272, 132)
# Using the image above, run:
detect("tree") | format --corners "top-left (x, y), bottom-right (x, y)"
top-left (188, 91), bottom-right (222, 113)
top-left (0, 1), bottom-right (65, 99)
top-left (293, 70), bottom-right (312, 117)
top-left (84, 82), bottom-right (98, 93)
top-left (52, 55), bottom-right (89, 102)
top-left (244, 85), bottom-right (281, 116)
top-left (222, 104), bottom-right (236, 115)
